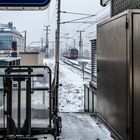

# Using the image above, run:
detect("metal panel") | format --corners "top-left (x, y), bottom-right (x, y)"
top-left (84, 86), bottom-right (89, 112)
top-left (91, 39), bottom-right (97, 79)
top-left (97, 15), bottom-right (128, 139)
top-left (133, 13), bottom-right (140, 140)
top-left (89, 91), bottom-right (93, 112)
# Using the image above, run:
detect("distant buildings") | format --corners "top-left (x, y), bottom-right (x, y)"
top-left (0, 22), bottom-right (24, 56)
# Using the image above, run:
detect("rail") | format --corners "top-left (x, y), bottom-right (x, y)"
top-left (60, 58), bottom-right (91, 75)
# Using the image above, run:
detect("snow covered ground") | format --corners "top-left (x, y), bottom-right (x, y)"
top-left (62, 57), bottom-right (91, 70)
top-left (44, 58), bottom-right (89, 112)
top-left (60, 113), bottom-right (113, 140)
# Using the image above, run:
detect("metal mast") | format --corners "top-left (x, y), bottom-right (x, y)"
top-left (77, 30), bottom-right (84, 59)
top-left (54, 0), bottom-right (61, 113)
top-left (44, 25), bottom-right (50, 58)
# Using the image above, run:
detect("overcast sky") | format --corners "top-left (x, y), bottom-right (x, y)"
top-left (0, 0), bottom-right (109, 50)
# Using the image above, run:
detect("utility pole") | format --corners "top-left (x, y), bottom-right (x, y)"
top-left (53, 0), bottom-right (61, 138)
top-left (44, 25), bottom-right (50, 58)
top-left (24, 31), bottom-right (26, 52)
top-left (41, 38), bottom-right (43, 52)
top-left (54, 0), bottom-right (61, 116)
top-left (77, 31), bottom-right (84, 59)
top-left (73, 39), bottom-right (76, 48)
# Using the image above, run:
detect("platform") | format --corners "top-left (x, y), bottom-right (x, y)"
top-left (59, 113), bottom-right (113, 140)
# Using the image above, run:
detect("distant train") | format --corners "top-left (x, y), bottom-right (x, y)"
top-left (62, 48), bottom-right (78, 59)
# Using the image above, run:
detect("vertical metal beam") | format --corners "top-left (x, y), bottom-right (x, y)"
top-left (74, 39), bottom-right (76, 48)
top-left (7, 78), bottom-right (12, 134)
top-left (26, 69), bottom-right (31, 136)
top-left (48, 67), bottom-right (52, 127)
top-left (41, 38), bottom-right (44, 51)
top-left (77, 31), bottom-right (84, 59)
top-left (24, 31), bottom-right (26, 52)
top-left (44, 25), bottom-right (50, 58)
top-left (17, 81), bottom-right (21, 134)
top-left (43, 77), bottom-right (45, 105)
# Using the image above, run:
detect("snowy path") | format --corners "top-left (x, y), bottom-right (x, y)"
top-left (60, 113), bottom-right (113, 140)
top-left (44, 58), bottom-right (89, 112)
top-left (59, 61), bottom-right (86, 112)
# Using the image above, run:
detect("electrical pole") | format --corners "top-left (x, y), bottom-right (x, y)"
top-left (44, 25), bottom-right (50, 58)
top-left (73, 39), bottom-right (76, 48)
top-left (24, 31), bottom-right (26, 52)
top-left (53, 0), bottom-right (61, 138)
top-left (77, 31), bottom-right (84, 59)
top-left (41, 38), bottom-right (43, 52)
top-left (54, 0), bottom-right (61, 116)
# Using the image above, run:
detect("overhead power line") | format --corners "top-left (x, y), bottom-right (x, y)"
top-left (60, 11), bottom-right (93, 16)
top-left (60, 14), bottom-right (95, 24)
top-left (61, 21), bottom-right (96, 24)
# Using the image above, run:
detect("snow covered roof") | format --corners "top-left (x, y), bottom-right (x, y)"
top-left (0, 23), bottom-right (23, 37)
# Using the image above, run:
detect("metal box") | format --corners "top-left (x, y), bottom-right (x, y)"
top-left (97, 10), bottom-right (140, 140)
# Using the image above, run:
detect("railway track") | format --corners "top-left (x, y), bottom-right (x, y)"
top-left (60, 57), bottom-right (91, 76)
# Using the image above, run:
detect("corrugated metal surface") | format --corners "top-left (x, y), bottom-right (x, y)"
top-left (111, 0), bottom-right (140, 16)
top-left (91, 39), bottom-right (97, 81)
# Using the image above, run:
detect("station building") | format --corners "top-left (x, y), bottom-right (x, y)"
top-left (0, 22), bottom-right (24, 56)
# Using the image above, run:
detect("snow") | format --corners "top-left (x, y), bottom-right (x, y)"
top-left (59, 61), bottom-right (86, 112)
top-left (44, 58), bottom-right (88, 112)
top-left (60, 113), bottom-right (114, 140)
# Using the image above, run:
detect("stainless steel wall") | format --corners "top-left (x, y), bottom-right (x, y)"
top-left (91, 39), bottom-right (97, 80)
top-left (133, 14), bottom-right (140, 140)
top-left (97, 14), bottom-right (128, 139)
top-left (97, 10), bottom-right (140, 140)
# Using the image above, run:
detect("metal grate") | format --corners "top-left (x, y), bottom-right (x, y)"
top-left (91, 39), bottom-right (97, 81)
top-left (111, 0), bottom-right (140, 16)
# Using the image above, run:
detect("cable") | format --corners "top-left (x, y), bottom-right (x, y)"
top-left (60, 14), bottom-right (95, 24)
top-left (60, 11), bottom-right (93, 16)
top-left (83, 24), bottom-right (96, 31)
top-left (61, 21), bottom-right (96, 24)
